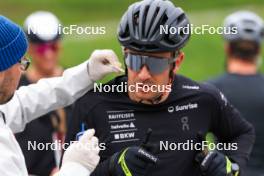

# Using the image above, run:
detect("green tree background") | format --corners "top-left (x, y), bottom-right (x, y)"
top-left (1, 0), bottom-right (263, 82)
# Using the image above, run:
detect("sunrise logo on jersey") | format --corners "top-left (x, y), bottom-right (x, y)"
top-left (167, 103), bottom-right (198, 113)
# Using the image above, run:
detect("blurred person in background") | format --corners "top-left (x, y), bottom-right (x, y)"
top-left (15, 11), bottom-right (70, 176)
top-left (209, 11), bottom-right (264, 176)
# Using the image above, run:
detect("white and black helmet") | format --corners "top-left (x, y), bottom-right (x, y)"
top-left (118, 0), bottom-right (191, 52)
top-left (24, 11), bottom-right (62, 43)
top-left (224, 11), bottom-right (264, 44)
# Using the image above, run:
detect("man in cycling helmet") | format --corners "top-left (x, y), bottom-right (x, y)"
top-left (208, 11), bottom-right (264, 176)
top-left (66, 1), bottom-right (255, 176)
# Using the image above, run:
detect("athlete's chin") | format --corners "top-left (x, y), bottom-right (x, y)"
top-left (135, 91), bottom-right (159, 101)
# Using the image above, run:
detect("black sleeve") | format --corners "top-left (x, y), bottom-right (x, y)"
top-left (210, 88), bottom-right (255, 174)
top-left (64, 102), bottom-right (83, 145)
top-left (60, 101), bottom-right (83, 167)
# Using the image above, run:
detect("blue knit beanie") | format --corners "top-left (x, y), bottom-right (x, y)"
top-left (0, 15), bottom-right (28, 72)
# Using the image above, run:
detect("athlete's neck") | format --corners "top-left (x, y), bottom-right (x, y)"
top-left (227, 57), bottom-right (258, 75)
top-left (26, 66), bottom-right (63, 83)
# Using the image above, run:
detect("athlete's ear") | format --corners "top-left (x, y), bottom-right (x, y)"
top-left (173, 51), bottom-right (184, 74)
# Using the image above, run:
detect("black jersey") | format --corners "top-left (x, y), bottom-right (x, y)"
top-left (209, 73), bottom-right (264, 175)
top-left (66, 75), bottom-right (254, 176)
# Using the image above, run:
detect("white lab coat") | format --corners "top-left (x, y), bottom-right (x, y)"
top-left (0, 61), bottom-right (93, 176)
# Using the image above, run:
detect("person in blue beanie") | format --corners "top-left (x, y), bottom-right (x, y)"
top-left (0, 15), bottom-right (123, 176)
top-left (0, 16), bottom-right (29, 103)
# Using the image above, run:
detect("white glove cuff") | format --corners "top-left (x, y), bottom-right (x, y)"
top-left (59, 162), bottom-right (91, 176)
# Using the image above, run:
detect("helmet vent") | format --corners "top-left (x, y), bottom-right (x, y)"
top-left (133, 12), bottom-right (140, 25)
top-left (120, 24), bottom-right (130, 38)
top-left (154, 7), bottom-right (160, 18)
top-left (146, 7), bottom-right (160, 37)
top-left (160, 14), bottom-right (168, 24)
top-left (143, 5), bottom-right (150, 24)
top-left (177, 14), bottom-right (185, 24)
top-left (142, 5), bottom-right (150, 37)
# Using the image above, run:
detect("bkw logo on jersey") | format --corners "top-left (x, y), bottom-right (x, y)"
top-left (114, 132), bottom-right (135, 140)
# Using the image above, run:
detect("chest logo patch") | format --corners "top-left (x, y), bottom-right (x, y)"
top-left (107, 110), bottom-right (139, 143)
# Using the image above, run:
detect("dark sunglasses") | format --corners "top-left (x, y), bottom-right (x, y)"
top-left (18, 57), bottom-right (31, 71)
top-left (125, 53), bottom-right (177, 75)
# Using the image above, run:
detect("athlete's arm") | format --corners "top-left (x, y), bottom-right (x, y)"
top-left (211, 87), bottom-right (255, 174)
